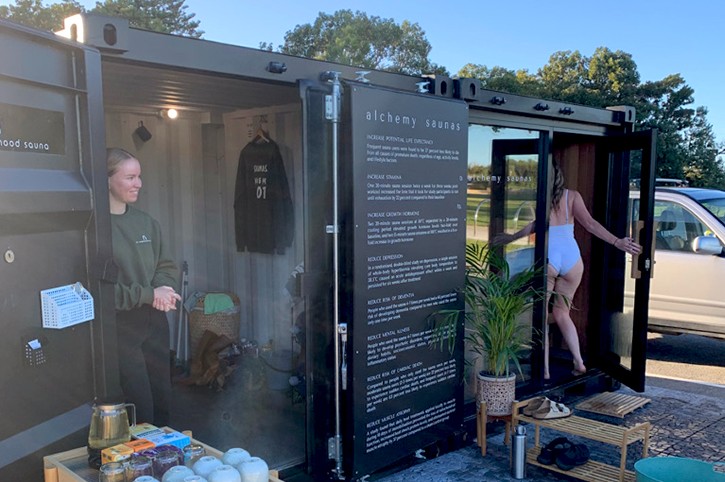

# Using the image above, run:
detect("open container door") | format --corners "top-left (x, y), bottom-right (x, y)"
top-left (301, 76), bottom-right (469, 480)
top-left (0, 19), bottom-right (114, 480)
top-left (298, 77), bottom-right (337, 479)
top-left (485, 135), bottom-right (548, 385)
top-left (349, 80), bottom-right (469, 480)
top-left (596, 129), bottom-right (656, 392)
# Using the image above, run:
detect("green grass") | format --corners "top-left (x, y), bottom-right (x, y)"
top-left (466, 193), bottom-right (537, 230)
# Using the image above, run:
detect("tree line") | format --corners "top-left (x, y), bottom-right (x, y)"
top-left (3, 3), bottom-right (722, 188)
top-left (0, 0), bottom-right (202, 36)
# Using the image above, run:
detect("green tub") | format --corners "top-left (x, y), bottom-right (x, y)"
top-left (635, 457), bottom-right (725, 482)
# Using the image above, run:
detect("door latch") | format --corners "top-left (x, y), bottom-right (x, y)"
top-left (339, 323), bottom-right (348, 391)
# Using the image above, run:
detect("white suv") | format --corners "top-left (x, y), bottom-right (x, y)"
top-left (630, 188), bottom-right (725, 339)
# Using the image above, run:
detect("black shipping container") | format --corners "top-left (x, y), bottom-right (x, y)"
top-left (0, 14), bottom-right (656, 481)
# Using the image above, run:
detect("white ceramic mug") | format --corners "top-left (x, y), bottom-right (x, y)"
top-left (182, 476), bottom-right (208, 482)
top-left (162, 464), bottom-right (196, 482)
top-left (192, 456), bottom-right (223, 479)
top-left (221, 448), bottom-right (251, 467)
top-left (236, 457), bottom-right (268, 482)
top-left (207, 464), bottom-right (242, 482)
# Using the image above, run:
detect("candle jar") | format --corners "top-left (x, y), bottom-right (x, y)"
top-left (157, 444), bottom-right (184, 465)
top-left (98, 461), bottom-right (126, 482)
top-left (125, 455), bottom-right (154, 480)
top-left (183, 444), bottom-right (206, 468)
top-left (154, 449), bottom-right (181, 477)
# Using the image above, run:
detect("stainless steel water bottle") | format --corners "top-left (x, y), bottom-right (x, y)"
top-left (511, 424), bottom-right (527, 479)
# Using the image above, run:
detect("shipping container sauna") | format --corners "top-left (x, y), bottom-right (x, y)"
top-left (0, 14), bottom-right (655, 481)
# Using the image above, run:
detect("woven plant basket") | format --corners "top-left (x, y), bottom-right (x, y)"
top-left (189, 292), bottom-right (241, 358)
top-left (477, 372), bottom-right (516, 416)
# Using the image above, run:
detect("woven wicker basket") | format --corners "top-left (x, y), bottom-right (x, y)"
top-left (477, 372), bottom-right (516, 416)
top-left (189, 292), bottom-right (241, 357)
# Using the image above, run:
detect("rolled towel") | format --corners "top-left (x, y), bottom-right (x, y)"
top-left (203, 293), bottom-right (235, 314)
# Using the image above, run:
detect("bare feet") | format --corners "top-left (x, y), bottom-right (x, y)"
top-left (571, 362), bottom-right (586, 376)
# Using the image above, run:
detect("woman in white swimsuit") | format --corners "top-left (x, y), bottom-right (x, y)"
top-left (494, 163), bottom-right (642, 379)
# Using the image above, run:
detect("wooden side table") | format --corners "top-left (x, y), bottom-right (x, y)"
top-left (476, 402), bottom-right (512, 456)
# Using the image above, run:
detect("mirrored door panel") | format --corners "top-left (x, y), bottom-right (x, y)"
top-left (466, 125), bottom-right (541, 396)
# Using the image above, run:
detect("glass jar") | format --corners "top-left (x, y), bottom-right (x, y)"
top-left (182, 443), bottom-right (206, 468)
top-left (156, 444), bottom-right (184, 465)
top-left (154, 449), bottom-right (181, 477)
top-left (139, 448), bottom-right (160, 463)
top-left (125, 455), bottom-right (154, 480)
top-left (98, 461), bottom-right (126, 482)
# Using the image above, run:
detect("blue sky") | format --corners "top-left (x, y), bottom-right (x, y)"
top-left (4, 0), bottom-right (724, 148)
top-left (180, 0), bottom-right (724, 147)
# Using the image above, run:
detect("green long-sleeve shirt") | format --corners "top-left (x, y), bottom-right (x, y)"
top-left (111, 205), bottom-right (179, 311)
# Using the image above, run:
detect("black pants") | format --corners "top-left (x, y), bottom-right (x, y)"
top-left (116, 306), bottom-right (171, 426)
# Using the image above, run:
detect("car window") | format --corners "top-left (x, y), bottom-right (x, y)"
top-left (654, 200), bottom-right (711, 252)
top-left (698, 197), bottom-right (725, 226)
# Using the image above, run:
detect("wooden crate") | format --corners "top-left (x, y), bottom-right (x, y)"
top-left (43, 430), bottom-right (283, 482)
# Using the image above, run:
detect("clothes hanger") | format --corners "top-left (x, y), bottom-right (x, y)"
top-left (253, 117), bottom-right (270, 143)
top-left (254, 126), bottom-right (269, 143)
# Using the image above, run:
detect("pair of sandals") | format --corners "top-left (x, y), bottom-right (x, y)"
top-left (536, 436), bottom-right (590, 470)
top-left (523, 396), bottom-right (572, 420)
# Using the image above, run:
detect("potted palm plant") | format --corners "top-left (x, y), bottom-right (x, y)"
top-left (432, 242), bottom-right (546, 416)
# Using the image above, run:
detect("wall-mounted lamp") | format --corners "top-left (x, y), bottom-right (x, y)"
top-left (266, 61), bottom-right (287, 74)
top-left (534, 103), bottom-right (550, 111)
top-left (559, 107), bottom-right (575, 115)
top-left (160, 108), bottom-right (178, 119)
top-left (490, 96), bottom-right (507, 106)
top-left (134, 121), bottom-right (152, 142)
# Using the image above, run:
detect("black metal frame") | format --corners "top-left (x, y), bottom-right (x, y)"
top-left (0, 18), bottom-right (117, 479)
top-left (592, 130), bottom-right (657, 392)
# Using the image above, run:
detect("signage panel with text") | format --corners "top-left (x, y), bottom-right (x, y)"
top-left (349, 83), bottom-right (468, 477)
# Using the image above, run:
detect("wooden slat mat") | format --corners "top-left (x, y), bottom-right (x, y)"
top-left (575, 392), bottom-right (651, 418)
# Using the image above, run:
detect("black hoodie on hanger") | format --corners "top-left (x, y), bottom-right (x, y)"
top-left (234, 135), bottom-right (294, 254)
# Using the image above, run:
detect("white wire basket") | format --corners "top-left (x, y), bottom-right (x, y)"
top-left (40, 282), bottom-right (94, 329)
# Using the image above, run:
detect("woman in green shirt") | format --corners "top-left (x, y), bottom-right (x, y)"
top-left (108, 148), bottom-right (180, 425)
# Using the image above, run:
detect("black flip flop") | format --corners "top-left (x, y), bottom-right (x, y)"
top-left (555, 442), bottom-right (590, 470)
top-left (536, 437), bottom-right (572, 465)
